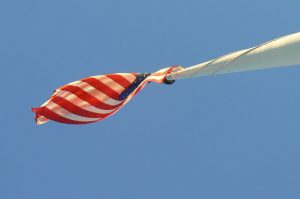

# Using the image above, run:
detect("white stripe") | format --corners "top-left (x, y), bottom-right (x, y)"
top-left (41, 99), bottom-right (52, 107)
top-left (115, 73), bottom-right (136, 83)
top-left (147, 75), bottom-right (165, 82)
top-left (36, 115), bottom-right (49, 125)
top-left (61, 81), bottom-right (122, 106)
top-left (46, 101), bottom-right (100, 122)
top-left (92, 75), bottom-right (124, 93)
top-left (154, 68), bottom-right (169, 74)
top-left (55, 90), bottom-right (117, 114)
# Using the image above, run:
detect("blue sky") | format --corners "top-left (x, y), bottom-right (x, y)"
top-left (1, 0), bottom-right (300, 198)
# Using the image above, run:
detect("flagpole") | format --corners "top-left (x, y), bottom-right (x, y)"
top-left (166, 32), bottom-right (300, 81)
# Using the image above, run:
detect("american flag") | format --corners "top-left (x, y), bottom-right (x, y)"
top-left (32, 67), bottom-right (177, 125)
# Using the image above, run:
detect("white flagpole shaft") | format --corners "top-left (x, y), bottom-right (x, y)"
top-left (167, 32), bottom-right (300, 80)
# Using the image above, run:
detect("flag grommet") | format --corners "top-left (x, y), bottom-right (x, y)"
top-left (163, 78), bottom-right (175, 84)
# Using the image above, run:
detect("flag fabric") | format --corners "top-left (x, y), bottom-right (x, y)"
top-left (32, 67), bottom-right (177, 125)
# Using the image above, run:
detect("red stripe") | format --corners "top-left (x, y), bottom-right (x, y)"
top-left (60, 85), bottom-right (121, 110)
top-left (34, 107), bottom-right (97, 124)
top-left (32, 107), bottom-right (43, 123)
top-left (51, 96), bottom-right (111, 118)
top-left (105, 74), bottom-right (133, 88)
top-left (32, 107), bottom-right (39, 113)
top-left (82, 77), bottom-right (121, 100)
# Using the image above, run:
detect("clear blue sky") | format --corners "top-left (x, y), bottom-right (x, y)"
top-left (1, 0), bottom-right (300, 198)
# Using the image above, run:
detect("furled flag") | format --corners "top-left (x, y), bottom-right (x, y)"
top-left (32, 66), bottom-right (181, 125)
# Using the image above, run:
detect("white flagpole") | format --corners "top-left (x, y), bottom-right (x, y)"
top-left (166, 32), bottom-right (300, 80)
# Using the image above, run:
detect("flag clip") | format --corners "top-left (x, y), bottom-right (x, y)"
top-left (163, 66), bottom-right (184, 84)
